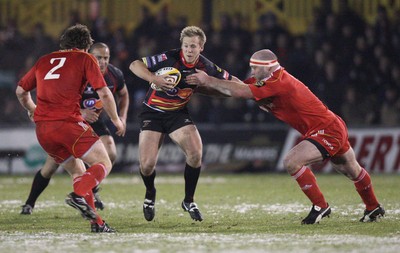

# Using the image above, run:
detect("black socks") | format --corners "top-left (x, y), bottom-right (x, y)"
top-left (184, 164), bottom-right (201, 203)
top-left (25, 169), bottom-right (50, 207)
top-left (140, 170), bottom-right (156, 200)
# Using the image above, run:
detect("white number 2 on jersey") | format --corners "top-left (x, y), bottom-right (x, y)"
top-left (44, 57), bottom-right (66, 80)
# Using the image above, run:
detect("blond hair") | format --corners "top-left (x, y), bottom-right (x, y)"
top-left (180, 26), bottom-right (206, 47)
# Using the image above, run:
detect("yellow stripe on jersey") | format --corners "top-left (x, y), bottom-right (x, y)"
top-left (151, 99), bottom-right (188, 106)
top-left (150, 98), bottom-right (190, 111)
top-left (142, 57), bottom-right (149, 67)
top-left (157, 105), bottom-right (185, 110)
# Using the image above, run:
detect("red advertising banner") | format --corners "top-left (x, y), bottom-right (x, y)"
top-left (277, 128), bottom-right (400, 173)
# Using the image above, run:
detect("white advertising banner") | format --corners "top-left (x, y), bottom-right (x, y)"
top-left (0, 128), bottom-right (46, 174)
top-left (277, 128), bottom-right (400, 173)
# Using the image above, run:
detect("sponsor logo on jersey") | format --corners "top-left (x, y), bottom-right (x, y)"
top-left (83, 98), bottom-right (96, 108)
top-left (223, 70), bottom-right (229, 80)
top-left (177, 88), bottom-right (194, 99)
top-left (255, 80), bottom-right (265, 87)
top-left (84, 85), bottom-right (95, 94)
top-left (78, 121), bottom-right (89, 131)
top-left (151, 56), bottom-right (157, 65)
top-left (164, 88), bottom-right (179, 96)
top-left (83, 98), bottom-right (103, 111)
top-left (157, 54), bottom-right (167, 62)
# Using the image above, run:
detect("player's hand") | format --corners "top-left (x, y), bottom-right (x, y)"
top-left (151, 74), bottom-right (175, 91)
top-left (112, 117), bottom-right (126, 137)
top-left (27, 109), bottom-right (35, 122)
top-left (81, 109), bottom-right (99, 123)
top-left (119, 116), bottom-right (127, 132)
top-left (185, 69), bottom-right (210, 86)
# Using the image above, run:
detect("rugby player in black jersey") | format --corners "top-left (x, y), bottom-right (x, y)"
top-left (130, 26), bottom-right (240, 222)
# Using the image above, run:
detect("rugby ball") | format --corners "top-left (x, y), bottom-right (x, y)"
top-left (150, 67), bottom-right (181, 91)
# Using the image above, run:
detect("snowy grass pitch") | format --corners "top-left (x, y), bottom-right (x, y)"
top-left (0, 173), bottom-right (399, 252)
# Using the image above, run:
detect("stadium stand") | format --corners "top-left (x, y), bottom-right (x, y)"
top-left (1, 0), bottom-right (400, 127)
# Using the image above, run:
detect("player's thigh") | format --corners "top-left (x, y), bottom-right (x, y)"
top-left (284, 140), bottom-right (323, 172)
top-left (63, 158), bottom-right (86, 178)
top-left (139, 130), bottom-right (164, 166)
top-left (41, 155), bottom-right (60, 178)
top-left (99, 135), bottom-right (117, 162)
top-left (81, 140), bottom-right (112, 171)
top-left (169, 125), bottom-right (202, 157)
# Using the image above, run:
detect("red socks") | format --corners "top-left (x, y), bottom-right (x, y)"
top-left (72, 163), bottom-right (107, 226)
top-left (84, 191), bottom-right (103, 225)
top-left (292, 166), bottom-right (379, 211)
top-left (73, 163), bottom-right (107, 197)
top-left (291, 166), bottom-right (328, 208)
top-left (353, 168), bottom-right (379, 210)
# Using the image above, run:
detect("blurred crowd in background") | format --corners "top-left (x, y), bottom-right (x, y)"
top-left (1, 3), bottom-right (400, 127)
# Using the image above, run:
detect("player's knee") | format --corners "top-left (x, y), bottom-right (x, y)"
top-left (334, 164), bottom-right (360, 180)
top-left (108, 151), bottom-right (117, 165)
top-left (140, 166), bottom-right (155, 176)
top-left (140, 158), bottom-right (157, 175)
top-left (283, 156), bottom-right (301, 174)
top-left (41, 170), bottom-right (54, 178)
top-left (186, 150), bottom-right (202, 167)
top-left (101, 158), bottom-right (113, 173)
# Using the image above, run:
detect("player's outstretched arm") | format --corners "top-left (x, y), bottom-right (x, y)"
top-left (186, 69), bottom-right (253, 99)
top-left (96, 87), bottom-right (126, 137)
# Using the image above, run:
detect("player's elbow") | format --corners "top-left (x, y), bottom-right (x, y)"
top-left (129, 60), bottom-right (141, 73)
top-left (15, 86), bottom-right (27, 99)
top-left (97, 87), bottom-right (113, 100)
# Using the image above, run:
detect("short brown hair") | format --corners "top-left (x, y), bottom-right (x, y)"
top-left (180, 26), bottom-right (206, 47)
top-left (59, 24), bottom-right (93, 50)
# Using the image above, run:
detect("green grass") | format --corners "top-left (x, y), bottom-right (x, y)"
top-left (0, 173), bottom-right (399, 252)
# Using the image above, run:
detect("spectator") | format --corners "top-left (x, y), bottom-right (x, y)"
top-left (2, 3), bottom-right (400, 126)
top-left (380, 86), bottom-right (400, 126)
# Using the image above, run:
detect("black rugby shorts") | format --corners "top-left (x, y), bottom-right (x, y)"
top-left (139, 110), bottom-right (194, 134)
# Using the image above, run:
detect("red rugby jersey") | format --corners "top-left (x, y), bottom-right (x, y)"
top-left (247, 68), bottom-right (337, 136)
top-left (18, 49), bottom-right (107, 122)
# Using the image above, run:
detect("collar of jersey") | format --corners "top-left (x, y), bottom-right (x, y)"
top-left (180, 51), bottom-right (199, 68)
top-left (59, 48), bottom-right (83, 52)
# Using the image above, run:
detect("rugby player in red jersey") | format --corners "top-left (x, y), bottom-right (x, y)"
top-left (130, 26), bottom-right (240, 222)
top-left (186, 49), bottom-right (384, 224)
top-left (20, 42), bottom-right (129, 217)
top-left (16, 24), bottom-right (125, 232)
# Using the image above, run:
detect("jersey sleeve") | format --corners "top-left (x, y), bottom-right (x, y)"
top-left (18, 65), bottom-right (37, 91)
top-left (84, 54), bottom-right (107, 90)
top-left (114, 67), bottom-right (126, 91)
top-left (249, 82), bottom-right (276, 101)
top-left (205, 61), bottom-right (232, 80)
top-left (141, 51), bottom-right (169, 71)
top-left (247, 73), bottom-right (283, 101)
